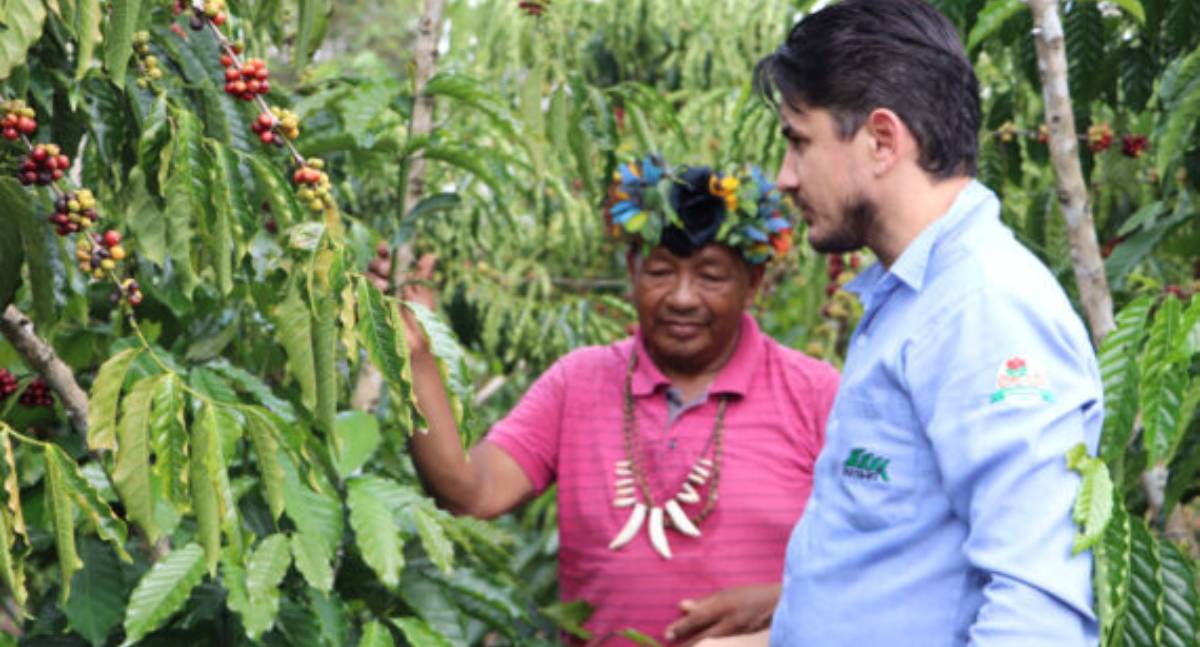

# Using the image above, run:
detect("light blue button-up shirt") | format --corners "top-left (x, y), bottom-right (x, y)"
top-left (771, 180), bottom-right (1102, 646)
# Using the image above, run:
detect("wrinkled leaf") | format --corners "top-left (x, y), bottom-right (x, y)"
top-left (87, 348), bottom-right (141, 451)
top-left (122, 543), bottom-right (206, 645)
top-left (348, 476), bottom-right (404, 587)
top-left (113, 376), bottom-right (160, 541)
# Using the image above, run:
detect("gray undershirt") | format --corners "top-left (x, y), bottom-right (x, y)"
top-left (664, 387), bottom-right (709, 450)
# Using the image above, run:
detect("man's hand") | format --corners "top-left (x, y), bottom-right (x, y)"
top-left (398, 253), bottom-right (438, 355)
top-left (664, 584), bottom-right (780, 646)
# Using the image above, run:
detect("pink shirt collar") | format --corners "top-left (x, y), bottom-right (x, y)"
top-left (630, 313), bottom-right (764, 398)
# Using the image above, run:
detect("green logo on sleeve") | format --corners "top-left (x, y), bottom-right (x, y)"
top-left (843, 447), bottom-right (890, 482)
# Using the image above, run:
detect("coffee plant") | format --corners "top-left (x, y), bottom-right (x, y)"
top-left (0, 0), bottom-right (1198, 645)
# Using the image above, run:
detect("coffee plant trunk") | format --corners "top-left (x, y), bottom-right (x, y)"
top-left (351, 0), bottom-right (447, 412)
top-left (1027, 0), bottom-right (1116, 345)
top-left (0, 305), bottom-right (88, 432)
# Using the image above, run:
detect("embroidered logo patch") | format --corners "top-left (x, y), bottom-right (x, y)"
top-left (990, 356), bottom-right (1054, 406)
top-left (843, 447), bottom-right (890, 482)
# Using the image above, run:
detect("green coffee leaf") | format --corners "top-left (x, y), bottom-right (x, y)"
top-left (392, 616), bottom-right (453, 647)
top-left (113, 376), bottom-right (160, 542)
top-left (348, 476), bottom-right (404, 587)
top-left (87, 348), bottom-right (141, 452)
top-left (44, 449), bottom-right (82, 603)
top-left (122, 543), bottom-right (206, 645)
top-left (103, 0), bottom-right (142, 88)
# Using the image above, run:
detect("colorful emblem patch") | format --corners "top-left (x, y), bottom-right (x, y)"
top-left (843, 447), bottom-right (890, 482)
top-left (990, 355), bottom-right (1054, 406)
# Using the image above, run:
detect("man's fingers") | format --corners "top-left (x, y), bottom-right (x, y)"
top-left (666, 602), bottom-right (718, 643)
top-left (680, 618), bottom-right (737, 647)
top-left (415, 253), bottom-right (437, 279)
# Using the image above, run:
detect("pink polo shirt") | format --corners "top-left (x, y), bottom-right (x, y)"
top-left (485, 314), bottom-right (838, 645)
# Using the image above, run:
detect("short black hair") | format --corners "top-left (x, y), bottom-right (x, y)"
top-left (753, 0), bottom-right (981, 179)
top-left (660, 166), bottom-right (728, 258)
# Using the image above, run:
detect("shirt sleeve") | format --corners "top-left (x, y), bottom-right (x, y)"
top-left (903, 285), bottom-right (1102, 646)
top-left (482, 354), bottom-right (570, 494)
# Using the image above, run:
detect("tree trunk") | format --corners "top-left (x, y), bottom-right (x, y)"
top-left (1027, 0), bottom-right (1116, 344)
top-left (351, 0), bottom-right (446, 411)
top-left (0, 305), bottom-right (89, 433)
top-left (1028, 0), bottom-right (1188, 547)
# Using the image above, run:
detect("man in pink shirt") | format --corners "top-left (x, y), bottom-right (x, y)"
top-left (402, 159), bottom-right (838, 645)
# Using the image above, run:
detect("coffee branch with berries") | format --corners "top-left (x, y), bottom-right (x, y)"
top-left (180, 0), bottom-right (338, 216)
top-left (991, 121), bottom-right (1151, 159)
top-left (3, 100), bottom-right (145, 308)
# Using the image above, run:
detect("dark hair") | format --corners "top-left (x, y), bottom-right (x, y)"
top-left (753, 0), bottom-right (981, 179)
top-left (660, 166), bottom-right (728, 258)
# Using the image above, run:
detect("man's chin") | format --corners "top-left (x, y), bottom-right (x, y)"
top-left (649, 338), bottom-right (712, 369)
top-left (808, 232), bottom-right (864, 255)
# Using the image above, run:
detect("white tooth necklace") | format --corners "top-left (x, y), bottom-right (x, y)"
top-left (608, 350), bottom-right (726, 560)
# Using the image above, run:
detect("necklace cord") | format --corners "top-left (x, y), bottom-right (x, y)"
top-left (622, 348), bottom-right (725, 526)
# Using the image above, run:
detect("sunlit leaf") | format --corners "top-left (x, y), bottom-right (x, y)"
top-left (103, 0), bottom-right (142, 88)
top-left (88, 346), bottom-right (141, 453)
top-left (242, 407), bottom-right (286, 521)
top-left (0, 0), bottom-right (45, 81)
top-left (44, 448), bottom-right (82, 603)
top-left (359, 620), bottom-right (395, 647)
top-left (392, 616), bottom-right (453, 647)
top-left (73, 0), bottom-right (102, 79)
top-left (191, 404), bottom-right (223, 575)
top-left (113, 376), bottom-right (160, 542)
top-left (348, 476), bottom-right (404, 587)
top-left (122, 543), bottom-right (206, 645)
top-left (45, 444), bottom-right (130, 561)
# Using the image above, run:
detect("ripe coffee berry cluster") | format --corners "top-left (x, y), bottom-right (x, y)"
top-left (824, 253), bottom-right (860, 297)
top-left (251, 112), bottom-right (282, 145)
top-left (0, 369), bottom-right (16, 400)
top-left (250, 107), bottom-right (300, 145)
top-left (133, 31), bottom-right (164, 87)
top-left (18, 144), bottom-right (69, 186)
top-left (119, 278), bottom-right (145, 307)
top-left (189, 0), bottom-right (227, 29)
top-left (49, 189), bottom-right (100, 236)
top-left (76, 230), bottom-right (127, 279)
top-left (1087, 123), bottom-right (1114, 153)
top-left (293, 159), bottom-right (336, 213)
top-left (518, 0), bottom-right (550, 15)
top-left (223, 57), bottom-right (270, 101)
top-left (1121, 134), bottom-right (1149, 159)
top-left (18, 378), bottom-right (52, 408)
top-left (1, 100), bottom-right (37, 141)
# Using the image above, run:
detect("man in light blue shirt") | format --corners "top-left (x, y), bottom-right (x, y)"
top-left (752, 0), bottom-right (1102, 644)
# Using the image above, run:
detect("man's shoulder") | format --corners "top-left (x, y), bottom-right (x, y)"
top-left (551, 337), bottom-right (634, 376)
top-left (930, 219), bottom-right (1073, 315)
top-left (760, 334), bottom-right (840, 390)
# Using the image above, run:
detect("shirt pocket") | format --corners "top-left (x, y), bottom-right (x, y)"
top-left (829, 393), bottom-right (924, 530)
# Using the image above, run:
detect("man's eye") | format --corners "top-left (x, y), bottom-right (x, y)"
top-left (701, 274), bottom-right (728, 282)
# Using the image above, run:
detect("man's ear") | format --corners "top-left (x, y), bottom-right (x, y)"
top-left (626, 246), bottom-right (641, 278)
top-left (744, 263), bottom-right (767, 309)
top-left (863, 108), bottom-right (906, 175)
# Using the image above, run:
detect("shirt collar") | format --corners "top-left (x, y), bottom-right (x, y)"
top-left (846, 179), bottom-right (997, 296)
top-left (630, 313), bottom-right (763, 398)
top-left (888, 179), bottom-right (997, 291)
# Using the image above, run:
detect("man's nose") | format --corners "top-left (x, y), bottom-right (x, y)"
top-left (776, 149), bottom-right (801, 194)
top-left (664, 274), bottom-right (701, 310)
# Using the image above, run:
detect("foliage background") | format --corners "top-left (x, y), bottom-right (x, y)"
top-left (0, 0), bottom-right (1197, 645)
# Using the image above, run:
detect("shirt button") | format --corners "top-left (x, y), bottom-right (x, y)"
top-left (668, 439), bottom-right (677, 450)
